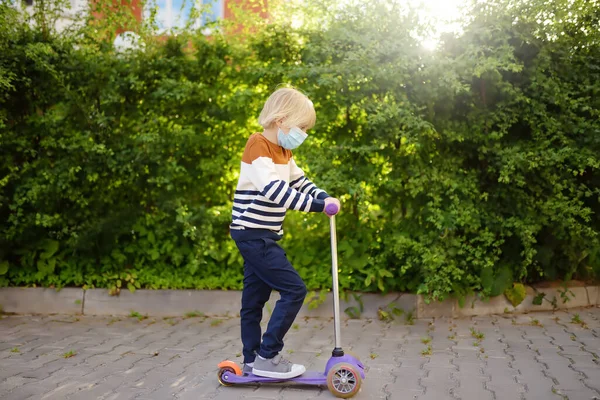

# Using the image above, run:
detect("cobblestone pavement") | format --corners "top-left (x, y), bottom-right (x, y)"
top-left (2, 308), bottom-right (600, 400)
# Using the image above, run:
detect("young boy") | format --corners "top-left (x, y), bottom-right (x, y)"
top-left (230, 87), bottom-right (340, 379)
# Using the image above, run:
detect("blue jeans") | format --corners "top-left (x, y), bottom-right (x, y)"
top-left (235, 238), bottom-right (307, 364)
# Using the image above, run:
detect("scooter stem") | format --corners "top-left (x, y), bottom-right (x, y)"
top-left (330, 215), bottom-right (344, 356)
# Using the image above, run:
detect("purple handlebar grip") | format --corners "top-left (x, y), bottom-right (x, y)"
top-left (325, 203), bottom-right (339, 216)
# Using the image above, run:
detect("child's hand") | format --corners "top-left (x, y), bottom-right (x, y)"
top-left (324, 197), bottom-right (341, 216)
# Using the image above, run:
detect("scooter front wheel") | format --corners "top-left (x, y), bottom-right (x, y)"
top-left (327, 363), bottom-right (362, 398)
top-left (344, 350), bottom-right (362, 364)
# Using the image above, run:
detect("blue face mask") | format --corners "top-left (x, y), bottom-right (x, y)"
top-left (277, 126), bottom-right (308, 150)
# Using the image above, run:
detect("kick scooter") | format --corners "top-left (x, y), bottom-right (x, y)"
top-left (217, 203), bottom-right (365, 398)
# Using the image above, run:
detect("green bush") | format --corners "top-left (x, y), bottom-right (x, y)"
top-left (1, 0), bottom-right (599, 301)
top-left (0, 0), bottom-right (250, 291)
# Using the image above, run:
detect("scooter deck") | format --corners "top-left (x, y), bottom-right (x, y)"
top-left (221, 370), bottom-right (327, 385)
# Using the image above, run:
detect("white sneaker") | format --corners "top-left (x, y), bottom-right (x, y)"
top-left (252, 354), bottom-right (306, 379)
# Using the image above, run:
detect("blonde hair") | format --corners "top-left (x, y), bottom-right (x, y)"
top-left (258, 87), bottom-right (316, 130)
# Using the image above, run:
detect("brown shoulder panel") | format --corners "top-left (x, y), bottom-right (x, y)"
top-left (241, 133), bottom-right (291, 165)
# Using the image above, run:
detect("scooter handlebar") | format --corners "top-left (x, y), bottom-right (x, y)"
top-left (325, 203), bottom-right (339, 216)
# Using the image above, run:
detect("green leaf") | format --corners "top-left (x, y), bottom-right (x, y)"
top-left (504, 283), bottom-right (526, 307)
top-left (417, 284), bottom-right (429, 295)
top-left (149, 249), bottom-right (160, 261)
top-left (344, 306), bottom-right (361, 319)
top-left (490, 267), bottom-right (512, 297)
top-left (378, 269), bottom-right (394, 278)
top-left (532, 292), bottom-right (546, 306)
top-left (457, 295), bottom-right (466, 309)
top-left (0, 261), bottom-right (9, 275)
top-left (46, 258), bottom-right (56, 273)
top-left (352, 293), bottom-right (364, 312)
top-left (40, 240), bottom-right (59, 260)
top-left (480, 267), bottom-right (494, 292)
top-left (111, 249), bottom-right (126, 263)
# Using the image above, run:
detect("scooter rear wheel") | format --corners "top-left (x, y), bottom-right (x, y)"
top-left (326, 363), bottom-right (362, 398)
top-left (217, 367), bottom-right (235, 386)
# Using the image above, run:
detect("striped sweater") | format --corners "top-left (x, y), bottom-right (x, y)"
top-left (230, 133), bottom-right (330, 241)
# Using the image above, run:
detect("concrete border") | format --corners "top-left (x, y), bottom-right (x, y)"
top-left (82, 288), bottom-right (418, 320)
top-left (83, 289), bottom-right (244, 317)
top-left (0, 287), bottom-right (84, 315)
top-left (423, 285), bottom-right (599, 318)
top-left (0, 285), bottom-right (598, 319)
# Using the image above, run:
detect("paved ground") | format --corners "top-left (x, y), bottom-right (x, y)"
top-left (1, 308), bottom-right (600, 400)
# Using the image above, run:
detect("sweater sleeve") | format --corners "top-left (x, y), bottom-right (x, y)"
top-left (243, 139), bottom-right (325, 213)
top-left (289, 157), bottom-right (330, 200)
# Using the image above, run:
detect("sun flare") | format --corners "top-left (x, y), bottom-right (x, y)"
top-left (409, 0), bottom-right (466, 50)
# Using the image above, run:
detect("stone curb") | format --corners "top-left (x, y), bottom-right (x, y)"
top-left (420, 285), bottom-right (599, 318)
top-left (82, 289), bottom-right (418, 320)
top-left (0, 285), bottom-right (598, 319)
top-left (0, 287), bottom-right (84, 315)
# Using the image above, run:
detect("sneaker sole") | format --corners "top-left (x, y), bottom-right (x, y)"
top-left (251, 365), bottom-right (306, 379)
